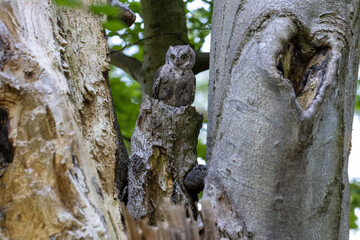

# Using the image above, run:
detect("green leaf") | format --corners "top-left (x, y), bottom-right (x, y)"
top-left (107, 31), bottom-right (120, 37)
top-left (197, 141), bottom-right (206, 161)
top-left (355, 80), bottom-right (360, 113)
top-left (90, 4), bottom-right (120, 17)
top-left (355, 94), bottom-right (360, 113)
top-left (103, 20), bottom-right (127, 31)
top-left (53, 0), bottom-right (83, 8)
top-left (128, 2), bottom-right (141, 16)
top-left (109, 68), bottom-right (141, 152)
top-left (350, 180), bottom-right (360, 230)
top-left (198, 190), bottom-right (203, 200)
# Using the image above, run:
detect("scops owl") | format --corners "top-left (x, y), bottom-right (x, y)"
top-left (152, 45), bottom-right (196, 107)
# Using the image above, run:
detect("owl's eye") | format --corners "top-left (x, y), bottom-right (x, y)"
top-left (181, 55), bottom-right (187, 61)
top-left (170, 55), bottom-right (176, 61)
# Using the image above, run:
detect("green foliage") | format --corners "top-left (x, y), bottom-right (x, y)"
top-left (197, 140), bottom-right (206, 161)
top-left (356, 94), bottom-right (360, 113)
top-left (108, 0), bottom-right (212, 58)
top-left (350, 179), bottom-right (360, 230)
top-left (53, 0), bottom-right (83, 8)
top-left (90, 4), bottom-right (128, 32)
top-left (108, 0), bottom-right (143, 57)
top-left (103, 20), bottom-right (127, 32)
top-left (184, 1), bottom-right (213, 50)
top-left (109, 68), bottom-right (141, 151)
top-left (90, 4), bottom-right (120, 17)
top-left (194, 71), bottom-right (209, 161)
top-left (355, 79), bottom-right (360, 113)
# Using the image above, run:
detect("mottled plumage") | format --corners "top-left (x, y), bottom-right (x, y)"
top-left (152, 45), bottom-right (196, 107)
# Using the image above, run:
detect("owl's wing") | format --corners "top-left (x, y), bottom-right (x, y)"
top-left (191, 74), bottom-right (196, 103)
top-left (152, 65), bottom-right (164, 99)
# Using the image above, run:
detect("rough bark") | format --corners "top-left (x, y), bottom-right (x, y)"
top-left (127, 95), bottom-right (203, 224)
top-left (0, 1), bottom-right (127, 239)
top-left (204, 0), bottom-right (360, 239)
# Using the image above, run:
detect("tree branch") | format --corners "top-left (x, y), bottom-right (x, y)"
top-left (110, 0), bottom-right (136, 27)
top-left (110, 51), bottom-right (209, 82)
top-left (110, 51), bottom-right (142, 82)
top-left (193, 52), bottom-right (210, 74)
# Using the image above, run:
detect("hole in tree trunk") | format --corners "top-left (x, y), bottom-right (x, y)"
top-left (0, 108), bottom-right (14, 176)
top-left (276, 36), bottom-right (330, 110)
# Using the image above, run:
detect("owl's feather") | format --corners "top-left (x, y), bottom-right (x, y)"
top-left (152, 45), bottom-right (196, 107)
top-left (152, 65), bottom-right (164, 99)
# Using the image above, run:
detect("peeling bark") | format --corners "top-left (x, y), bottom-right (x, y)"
top-left (0, 1), bottom-right (127, 239)
top-left (127, 95), bottom-right (203, 224)
top-left (204, 0), bottom-right (360, 239)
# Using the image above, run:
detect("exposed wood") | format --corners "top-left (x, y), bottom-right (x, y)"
top-left (200, 199), bottom-right (218, 240)
top-left (122, 200), bottom-right (215, 240)
top-left (0, 0), bottom-right (127, 238)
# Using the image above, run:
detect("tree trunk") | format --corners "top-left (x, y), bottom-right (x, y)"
top-left (127, 95), bottom-right (203, 224)
top-left (0, 1), bottom-right (127, 239)
top-left (204, 1), bottom-right (360, 239)
top-left (139, 0), bottom-right (189, 95)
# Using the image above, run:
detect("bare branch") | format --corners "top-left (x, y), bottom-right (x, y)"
top-left (119, 28), bottom-right (210, 51)
top-left (194, 52), bottom-right (210, 74)
top-left (110, 51), bottom-right (142, 82)
top-left (120, 32), bottom-right (189, 51)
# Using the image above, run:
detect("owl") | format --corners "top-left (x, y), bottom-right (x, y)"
top-left (152, 45), bottom-right (196, 107)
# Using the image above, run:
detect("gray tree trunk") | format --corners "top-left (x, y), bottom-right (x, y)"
top-left (203, 1), bottom-right (360, 239)
top-left (0, 1), bottom-right (127, 239)
top-left (127, 95), bottom-right (203, 224)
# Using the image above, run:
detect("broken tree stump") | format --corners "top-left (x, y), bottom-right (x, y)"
top-left (127, 95), bottom-right (203, 224)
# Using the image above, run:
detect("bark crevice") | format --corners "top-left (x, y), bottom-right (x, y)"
top-left (0, 108), bottom-right (13, 177)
